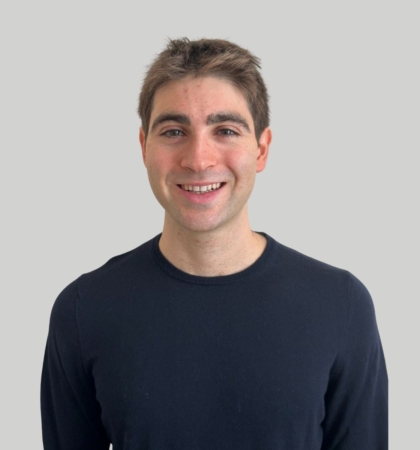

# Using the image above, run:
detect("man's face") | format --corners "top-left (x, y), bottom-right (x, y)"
top-left (140, 76), bottom-right (271, 234)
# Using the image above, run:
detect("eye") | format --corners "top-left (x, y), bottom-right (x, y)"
top-left (162, 129), bottom-right (184, 137)
top-left (217, 128), bottom-right (239, 137)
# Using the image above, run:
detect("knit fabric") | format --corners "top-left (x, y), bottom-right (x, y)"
top-left (41, 233), bottom-right (388, 449)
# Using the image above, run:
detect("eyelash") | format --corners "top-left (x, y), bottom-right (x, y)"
top-left (162, 129), bottom-right (184, 138)
top-left (217, 128), bottom-right (239, 137)
top-left (161, 128), bottom-right (239, 138)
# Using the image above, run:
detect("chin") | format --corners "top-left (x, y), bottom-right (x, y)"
top-left (173, 213), bottom-right (227, 234)
top-left (168, 205), bottom-right (244, 235)
top-left (179, 221), bottom-right (222, 234)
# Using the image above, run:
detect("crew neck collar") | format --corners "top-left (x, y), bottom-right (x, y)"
top-left (151, 232), bottom-right (275, 285)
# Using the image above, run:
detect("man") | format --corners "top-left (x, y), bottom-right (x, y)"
top-left (41, 38), bottom-right (388, 449)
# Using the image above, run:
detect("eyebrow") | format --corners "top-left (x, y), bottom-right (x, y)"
top-left (150, 113), bottom-right (191, 132)
top-left (150, 111), bottom-right (251, 134)
top-left (206, 112), bottom-right (251, 133)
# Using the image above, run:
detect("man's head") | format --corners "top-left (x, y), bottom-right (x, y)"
top-left (138, 38), bottom-right (272, 236)
top-left (138, 38), bottom-right (269, 141)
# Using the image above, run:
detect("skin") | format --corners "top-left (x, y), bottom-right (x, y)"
top-left (140, 76), bottom-right (272, 276)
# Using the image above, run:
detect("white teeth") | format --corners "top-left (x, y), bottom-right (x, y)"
top-left (180, 183), bottom-right (222, 194)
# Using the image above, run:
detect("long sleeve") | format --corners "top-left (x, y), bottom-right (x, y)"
top-left (41, 279), bottom-right (110, 450)
top-left (321, 273), bottom-right (388, 449)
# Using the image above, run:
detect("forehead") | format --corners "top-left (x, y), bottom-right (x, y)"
top-left (151, 76), bottom-right (253, 122)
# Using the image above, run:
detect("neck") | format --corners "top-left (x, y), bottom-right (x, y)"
top-left (158, 210), bottom-right (266, 277)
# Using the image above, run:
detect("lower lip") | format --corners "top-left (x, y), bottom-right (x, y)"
top-left (176, 184), bottom-right (225, 203)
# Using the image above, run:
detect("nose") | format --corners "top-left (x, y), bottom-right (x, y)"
top-left (180, 134), bottom-right (217, 172)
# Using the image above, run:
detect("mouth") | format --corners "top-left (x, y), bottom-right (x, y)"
top-left (177, 182), bottom-right (225, 194)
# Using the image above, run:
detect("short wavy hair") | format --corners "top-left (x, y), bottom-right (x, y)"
top-left (138, 38), bottom-right (269, 140)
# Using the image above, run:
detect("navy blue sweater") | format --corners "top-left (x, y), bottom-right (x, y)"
top-left (41, 233), bottom-right (388, 449)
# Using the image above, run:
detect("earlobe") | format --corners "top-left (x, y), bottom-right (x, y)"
top-left (139, 127), bottom-right (147, 165)
top-left (256, 127), bottom-right (272, 173)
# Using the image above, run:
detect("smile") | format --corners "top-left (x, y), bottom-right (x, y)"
top-left (179, 183), bottom-right (223, 194)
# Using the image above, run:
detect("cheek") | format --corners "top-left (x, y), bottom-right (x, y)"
top-left (146, 151), bottom-right (169, 179)
top-left (227, 151), bottom-right (258, 179)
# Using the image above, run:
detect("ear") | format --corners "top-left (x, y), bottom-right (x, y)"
top-left (139, 127), bottom-right (147, 166)
top-left (256, 127), bottom-right (272, 173)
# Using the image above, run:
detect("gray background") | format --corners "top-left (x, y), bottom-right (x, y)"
top-left (1, 1), bottom-right (418, 448)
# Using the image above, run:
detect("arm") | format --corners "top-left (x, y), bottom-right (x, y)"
top-left (41, 279), bottom-right (110, 449)
top-left (321, 273), bottom-right (388, 450)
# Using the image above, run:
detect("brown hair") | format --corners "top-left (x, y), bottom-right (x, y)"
top-left (138, 38), bottom-right (269, 140)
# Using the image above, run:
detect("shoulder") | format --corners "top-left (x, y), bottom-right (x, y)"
top-left (78, 235), bottom-right (160, 294)
top-left (83, 235), bottom-right (156, 280)
top-left (265, 233), bottom-right (374, 314)
top-left (266, 234), bottom-right (351, 288)
top-left (50, 235), bottom-right (159, 318)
